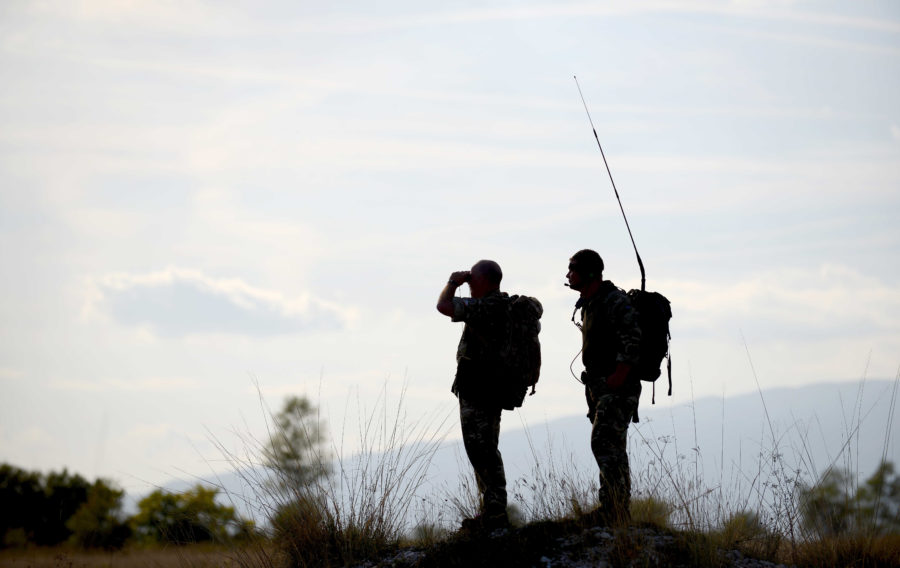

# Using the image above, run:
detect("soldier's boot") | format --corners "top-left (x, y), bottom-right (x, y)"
top-left (579, 501), bottom-right (631, 528)
top-left (459, 505), bottom-right (510, 533)
top-left (581, 485), bottom-right (631, 527)
top-left (459, 513), bottom-right (510, 533)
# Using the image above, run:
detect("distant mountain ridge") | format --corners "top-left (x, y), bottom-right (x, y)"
top-left (153, 379), bottom-right (898, 528)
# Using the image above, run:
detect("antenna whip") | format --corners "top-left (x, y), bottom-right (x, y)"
top-left (574, 75), bottom-right (646, 292)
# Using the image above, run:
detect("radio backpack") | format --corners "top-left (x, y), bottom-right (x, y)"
top-left (576, 76), bottom-right (673, 403)
top-left (627, 289), bottom-right (672, 403)
top-left (501, 294), bottom-right (543, 410)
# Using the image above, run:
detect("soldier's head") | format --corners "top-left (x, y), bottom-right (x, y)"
top-left (567, 249), bottom-right (603, 291)
top-left (469, 259), bottom-right (502, 298)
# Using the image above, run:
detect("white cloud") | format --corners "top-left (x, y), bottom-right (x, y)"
top-left (89, 267), bottom-right (353, 337)
top-left (0, 367), bottom-right (25, 381)
top-left (50, 376), bottom-right (202, 393)
top-left (0, 426), bottom-right (61, 472)
top-left (25, 0), bottom-right (246, 36)
top-left (127, 422), bottom-right (179, 440)
top-left (721, 23), bottom-right (900, 56)
top-left (662, 264), bottom-right (900, 338)
top-left (272, 3), bottom-right (900, 36)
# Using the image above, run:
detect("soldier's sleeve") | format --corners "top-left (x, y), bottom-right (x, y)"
top-left (451, 295), bottom-right (501, 324)
top-left (609, 292), bottom-right (641, 365)
top-left (451, 297), bottom-right (486, 323)
top-left (450, 297), bottom-right (469, 322)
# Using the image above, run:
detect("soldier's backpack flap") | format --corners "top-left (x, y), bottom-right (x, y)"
top-left (501, 294), bottom-right (543, 410)
top-left (626, 289), bottom-right (672, 403)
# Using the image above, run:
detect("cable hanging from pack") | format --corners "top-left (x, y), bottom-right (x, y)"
top-left (574, 75), bottom-right (646, 293)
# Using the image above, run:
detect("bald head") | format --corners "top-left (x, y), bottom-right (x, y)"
top-left (467, 259), bottom-right (502, 298)
top-left (471, 260), bottom-right (502, 286)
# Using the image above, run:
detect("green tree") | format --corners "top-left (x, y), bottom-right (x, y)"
top-left (800, 461), bottom-right (900, 536)
top-left (39, 469), bottom-right (91, 545)
top-left (132, 485), bottom-right (242, 545)
top-left (0, 464), bottom-right (43, 548)
top-left (800, 467), bottom-right (854, 536)
top-left (264, 397), bottom-right (333, 565)
top-left (66, 479), bottom-right (132, 549)
top-left (264, 395), bottom-right (331, 493)
top-left (0, 464), bottom-right (91, 547)
top-left (854, 460), bottom-right (900, 534)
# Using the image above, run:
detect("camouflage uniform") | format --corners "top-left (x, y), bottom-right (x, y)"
top-left (577, 281), bottom-right (642, 514)
top-left (451, 290), bottom-right (511, 517)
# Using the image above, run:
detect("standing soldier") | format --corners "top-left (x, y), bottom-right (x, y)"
top-left (437, 259), bottom-right (511, 531)
top-left (566, 249), bottom-right (642, 525)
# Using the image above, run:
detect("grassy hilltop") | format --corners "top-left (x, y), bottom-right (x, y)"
top-left (3, 379), bottom-right (898, 567)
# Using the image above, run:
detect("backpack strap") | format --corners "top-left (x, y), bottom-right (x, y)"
top-left (666, 331), bottom-right (672, 396)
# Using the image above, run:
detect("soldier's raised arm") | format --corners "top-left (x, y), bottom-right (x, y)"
top-left (437, 270), bottom-right (470, 317)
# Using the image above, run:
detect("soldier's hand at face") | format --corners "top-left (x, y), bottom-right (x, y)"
top-left (449, 271), bottom-right (471, 285)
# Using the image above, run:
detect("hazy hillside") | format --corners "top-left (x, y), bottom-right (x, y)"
top-left (501, 378), bottom-right (898, 489)
top-left (156, 379), bottom-right (898, 529)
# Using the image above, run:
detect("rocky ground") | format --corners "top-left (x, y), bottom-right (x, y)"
top-left (352, 518), bottom-right (791, 568)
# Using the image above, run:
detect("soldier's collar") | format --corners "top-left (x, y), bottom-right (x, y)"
top-left (573, 280), bottom-right (614, 312)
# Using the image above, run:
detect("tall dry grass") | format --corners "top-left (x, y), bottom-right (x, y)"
top-left (627, 354), bottom-right (899, 566)
top-left (210, 382), bottom-right (452, 567)
top-left (508, 423), bottom-right (597, 524)
top-left (208, 361), bottom-right (898, 567)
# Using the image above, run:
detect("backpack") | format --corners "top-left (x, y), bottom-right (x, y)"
top-left (626, 289), bottom-right (672, 403)
top-left (501, 294), bottom-right (543, 410)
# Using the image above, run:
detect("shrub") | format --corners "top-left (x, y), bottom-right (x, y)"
top-left (66, 479), bottom-right (132, 549)
top-left (132, 485), bottom-right (242, 545)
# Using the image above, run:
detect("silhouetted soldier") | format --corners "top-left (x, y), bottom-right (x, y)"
top-left (437, 259), bottom-right (511, 531)
top-left (566, 249), bottom-right (641, 524)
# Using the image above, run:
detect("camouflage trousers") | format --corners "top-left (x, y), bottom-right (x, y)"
top-left (459, 397), bottom-right (507, 516)
top-left (586, 384), bottom-right (640, 512)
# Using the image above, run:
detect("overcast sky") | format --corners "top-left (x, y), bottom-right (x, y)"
top-left (1, 1), bottom-right (898, 495)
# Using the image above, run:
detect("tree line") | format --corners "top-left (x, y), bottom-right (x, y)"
top-left (800, 460), bottom-right (900, 537)
top-left (0, 463), bottom-right (255, 550)
top-left (0, 395), bottom-right (324, 551)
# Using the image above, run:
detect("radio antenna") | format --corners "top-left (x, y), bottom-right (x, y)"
top-left (574, 75), bottom-right (646, 292)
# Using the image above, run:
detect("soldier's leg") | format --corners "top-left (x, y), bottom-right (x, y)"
top-left (459, 398), bottom-right (507, 516)
top-left (590, 392), bottom-right (638, 515)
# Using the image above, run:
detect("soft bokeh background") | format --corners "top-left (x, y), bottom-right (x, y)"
top-left (1, 1), bottom-right (898, 496)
